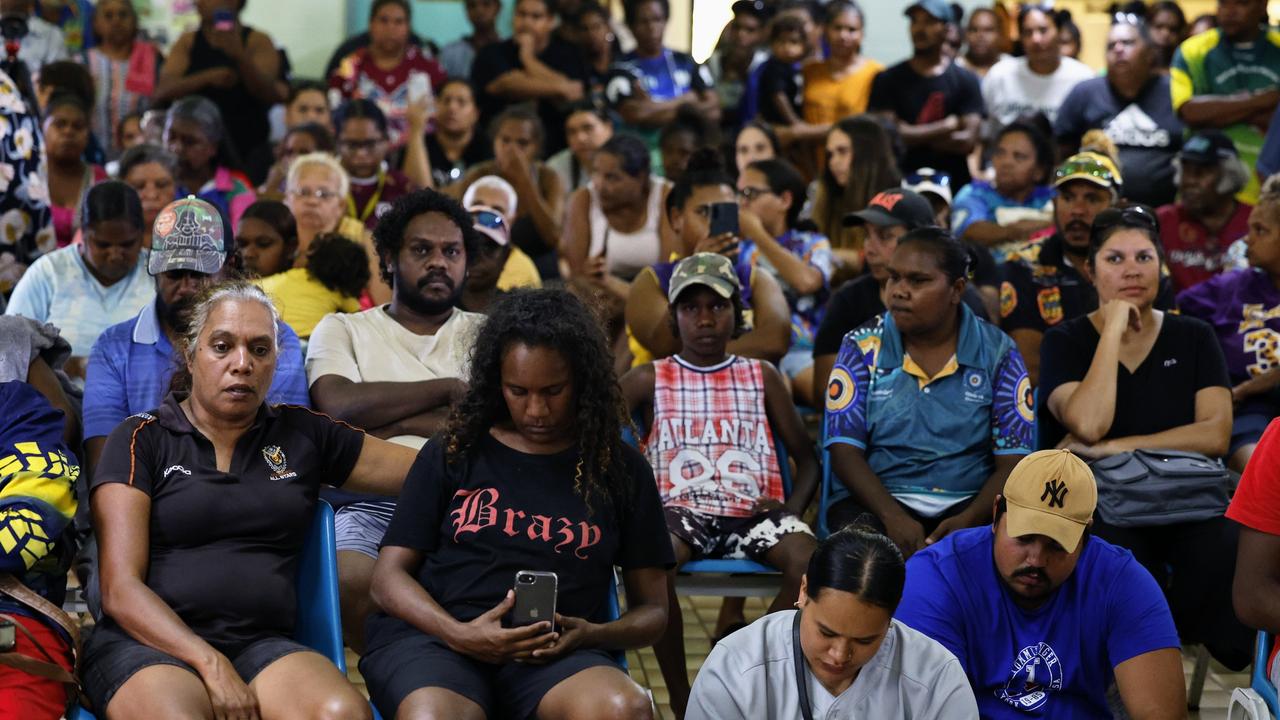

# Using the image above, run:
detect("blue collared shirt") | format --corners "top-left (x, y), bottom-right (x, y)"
top-left (83, 298), bottom-right (310, 440)
top-left (823, 305), bottom-right (1033, 516)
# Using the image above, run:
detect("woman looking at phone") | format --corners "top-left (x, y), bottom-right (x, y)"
top-left (362, 288), bottom-right (673, 720)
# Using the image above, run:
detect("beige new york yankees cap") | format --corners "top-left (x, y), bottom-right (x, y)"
top-left (1003, 450), bottom-right (1097, 553)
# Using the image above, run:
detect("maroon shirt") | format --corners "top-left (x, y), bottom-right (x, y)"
top-left (1157, 201), bottom-right (1252, 291)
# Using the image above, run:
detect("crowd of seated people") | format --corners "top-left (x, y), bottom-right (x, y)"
top-left (6, 0), bottom-right (1280, 717)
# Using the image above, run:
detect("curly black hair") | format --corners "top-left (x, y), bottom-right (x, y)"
top-left (372, 189), bottom-right (481, 286)
top-left (443, 288), bottom-right (633, 513)
top-left (306, 232), bottom-right (372, 298)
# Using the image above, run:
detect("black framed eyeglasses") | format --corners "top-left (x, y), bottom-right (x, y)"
top-left (736, 186), bottom-right (774, 202)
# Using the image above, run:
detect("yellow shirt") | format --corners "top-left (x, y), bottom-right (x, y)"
top-left (497, 246), bottom-right (542, 290)
top-left (802, 58), bottom-right (884, 125)
top-left (258, 268), bottom-right (361, 339)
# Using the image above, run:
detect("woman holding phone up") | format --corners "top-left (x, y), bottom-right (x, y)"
top-left (362, 288), bottom-right (673, 720)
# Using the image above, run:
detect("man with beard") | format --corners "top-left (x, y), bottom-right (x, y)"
top-left (82, 196), bottom-right (309, 482)
top-left (1157, 131), bottom-right (1253, 291)
top-left (997, 152), bottom-right (1174, 385)
top-left (77, 197), bottom-right (308, 619)
top-left (306, 189), bottom-right (483, 653)
top-left (896, 450), bottom-right (1186, 717)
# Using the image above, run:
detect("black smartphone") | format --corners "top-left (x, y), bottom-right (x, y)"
top-left (510, 571), bottom-right (557, 631)
top-left (708, 201), bottom-right (739, 238)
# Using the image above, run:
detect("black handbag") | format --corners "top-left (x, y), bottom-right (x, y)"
top-left (1089, 449), bottom-right (1231, 527)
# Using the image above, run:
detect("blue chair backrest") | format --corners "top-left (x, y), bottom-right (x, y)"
top-left (1253, 630), bottom-right (1279, 715)
top-left (295, 500), bottom-right (345, 673)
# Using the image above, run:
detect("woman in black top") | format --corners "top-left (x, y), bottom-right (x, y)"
top-left (362, 289), bottom-right (673, 720)
top-left (1038, 206), bottom-right (1251, 669)
top-left (85, 281), bottom-right (418, 718)
top-left (154, 0), bottom-right (284, 162)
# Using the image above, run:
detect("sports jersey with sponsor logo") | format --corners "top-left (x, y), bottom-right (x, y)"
top-left (91, 394), bottom-right (366, 653)
top-left (896, 527), bottom-right (1180, 718)
top-left (823, 306), bottom-right (1033, 517)
top-left (647, 355), bottom-right (783, 517)
top-left (1178, 267), bottom-right (1280, 412)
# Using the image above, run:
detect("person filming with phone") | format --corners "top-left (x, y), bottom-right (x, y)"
top-left (362, 288), bottom-right (673, 720)
top-left (625, 149), bottom-right (792, 368)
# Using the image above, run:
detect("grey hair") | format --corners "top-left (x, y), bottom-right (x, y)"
top-left (180, 281), bottom-right (282, 365)
top-left (1173, 155), bottom-right (1252, 197)
top-left (165, 96), bottom-right (225, 146)
top-left (117, 143), bottom-right (178, 179)
top-left (286, 151), bottom-right (350, 199)
top-left (462, 175), bottom-right (518, 217)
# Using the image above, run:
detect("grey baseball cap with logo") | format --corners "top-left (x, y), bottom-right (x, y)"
top-left (148, 196), bottom-right (230, 276)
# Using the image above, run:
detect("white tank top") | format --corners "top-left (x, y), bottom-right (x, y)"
top-left (587, 177), bottom-right (669, 281)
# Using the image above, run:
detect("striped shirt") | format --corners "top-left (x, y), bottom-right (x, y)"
top-left (646, 355), bottom-right (782, 518)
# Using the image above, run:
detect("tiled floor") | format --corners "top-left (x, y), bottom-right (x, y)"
top-left (343, 593), bottom-right (1255, 719)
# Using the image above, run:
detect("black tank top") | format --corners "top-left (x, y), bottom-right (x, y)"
top-left (188, 26), bottom-right (271, 162)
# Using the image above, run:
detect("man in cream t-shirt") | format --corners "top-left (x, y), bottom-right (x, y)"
top-left (306, 190), bottom-right (485, 652)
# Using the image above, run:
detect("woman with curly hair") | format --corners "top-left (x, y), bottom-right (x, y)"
top-left (361, 288), bottom-right (674, 720)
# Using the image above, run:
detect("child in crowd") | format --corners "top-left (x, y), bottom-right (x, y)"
top-left (621, 252), bottom-right (819, 717)
top-left (258, 232), bottom-right (370, 339)
top-left (757, 15), bottom-right (809, 126)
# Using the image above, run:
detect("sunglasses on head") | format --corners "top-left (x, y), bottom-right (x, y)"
top-left (471, 209), bottom-right (505, 230)
top-left (1111, 11), bottom-right (1145, 27)
top-left (1093, 205), bottom-right (1159, 234)
top-left (905, 171), bottom-right (951, 187)
top-left (1055, 159), bottom-right (1116, 184)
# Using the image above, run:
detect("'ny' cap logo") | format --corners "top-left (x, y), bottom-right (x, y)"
top-left (1041, 479), bottom-right (1068, 509)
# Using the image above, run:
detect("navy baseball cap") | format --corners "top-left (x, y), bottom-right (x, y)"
top-left (1180, 130), bottom-right (1239, 165)
top-left (906, 0), bottom-right (953, 22)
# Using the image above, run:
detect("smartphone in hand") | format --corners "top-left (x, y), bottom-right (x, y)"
top-left (509, 571), bottom-right (558, 632)
top-left (708, 202), bottom-right (739, 239)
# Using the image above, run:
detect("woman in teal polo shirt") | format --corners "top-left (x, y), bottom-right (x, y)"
top-left (823, 227), bottom-right (1034, 556)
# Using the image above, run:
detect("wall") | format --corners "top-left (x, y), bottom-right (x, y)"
top-left (345, 0), bottom-right (514, 56)
top-left (241, 0), bottom-right (347, 78)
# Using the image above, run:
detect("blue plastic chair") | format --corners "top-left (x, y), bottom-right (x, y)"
top-left (606, 570), bottom-right (628, 671)
top-left (623, 411), bottom-right (793, 593)
top-left (71, 501), bottom-right (384, 720)
top-left (1254, 631), bottom-right (1279, 714)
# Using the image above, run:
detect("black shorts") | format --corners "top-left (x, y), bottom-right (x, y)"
top-left (665, 505), bottom-right (813, 562)
top-left (81, 620), bottom-right (312, 713)
top-left (359, 632), bottom-right (622, 719)
top-left (1232, 412), bottom-right (1274, 456)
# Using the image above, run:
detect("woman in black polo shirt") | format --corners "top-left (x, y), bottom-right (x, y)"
top-left (84, 280), bottom-right (418, 718)
top-left (1038, 206), bottom-right (1251, 669)
top-left (360, 288), bottom-right (673, 720)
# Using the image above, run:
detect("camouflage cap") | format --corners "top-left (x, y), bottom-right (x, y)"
top-left (668, 252), bottom-right (742, 304)
top-left (148, 196), bottom-right (229, 276)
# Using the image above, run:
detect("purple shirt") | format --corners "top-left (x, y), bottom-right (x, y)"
top-left (1178, 268), bottom-right (1280, 391)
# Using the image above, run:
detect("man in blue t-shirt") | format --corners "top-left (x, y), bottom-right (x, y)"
top-left (896, 450), bottom-right (1186, 718)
